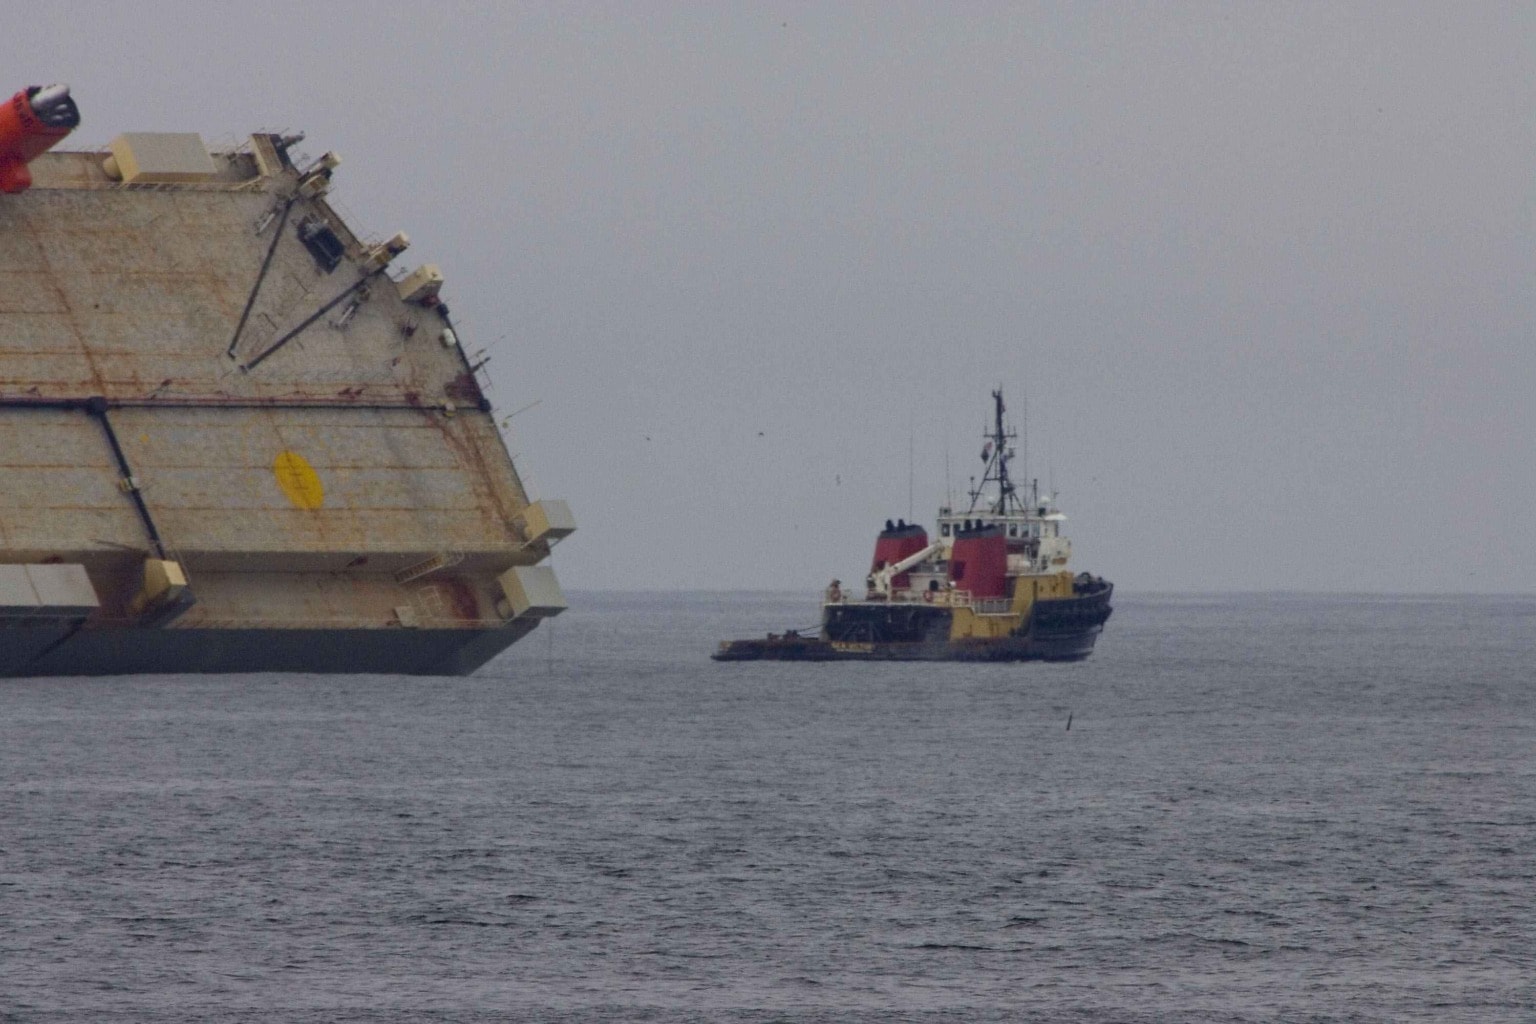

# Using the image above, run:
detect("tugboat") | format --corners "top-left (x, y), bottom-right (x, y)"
top-left (714, 389), bottom-right (1112, 662)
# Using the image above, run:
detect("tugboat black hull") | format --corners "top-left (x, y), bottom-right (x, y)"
top-left (713, 585), bottom-right (1113, 663)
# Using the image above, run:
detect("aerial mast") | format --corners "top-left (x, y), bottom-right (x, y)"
top-left (992, 388), bottom-right (1013, 514)
top-left (968, 387), bottom-right (1021, 515)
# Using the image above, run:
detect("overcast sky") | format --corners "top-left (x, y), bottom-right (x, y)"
top-left (11, 3), bottom-right (1535, 592)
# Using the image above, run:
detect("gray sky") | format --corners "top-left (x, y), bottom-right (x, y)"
top-left (11, 3), bottom-right (1535, 592)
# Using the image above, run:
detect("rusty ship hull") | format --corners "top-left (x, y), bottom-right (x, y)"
top-left (0, 88), bottom-right (571, 676)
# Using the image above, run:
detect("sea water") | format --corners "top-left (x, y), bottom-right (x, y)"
top-left (2, 592), bottom-right (1531, 1020)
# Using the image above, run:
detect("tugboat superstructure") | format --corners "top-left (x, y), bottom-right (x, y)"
top-left (715, 389), bottom-right (1112, 662)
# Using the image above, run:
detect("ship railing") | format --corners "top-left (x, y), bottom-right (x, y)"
top-left (395, 551), bottom-right (465, 585)
top-left (845, 588), bottom-right (1015, 611)
top-left (57, 177), bottom-right (266, 194)
top-left (884, 589), bottom-right (974, 607)
top-left (970, 598), bottom-right (1013, 615)
top-left (882, 590), bottom-right (1012, 614)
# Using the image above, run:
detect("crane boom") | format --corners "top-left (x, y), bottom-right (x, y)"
top-left (867, 541), bottom-right (943, 597)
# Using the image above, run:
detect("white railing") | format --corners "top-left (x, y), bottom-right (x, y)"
top-left (827, 588), bottom-right (1014, 615)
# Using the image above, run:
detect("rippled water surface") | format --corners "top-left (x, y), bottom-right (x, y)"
top-left (2, 592), bottom-right (1533, 1020)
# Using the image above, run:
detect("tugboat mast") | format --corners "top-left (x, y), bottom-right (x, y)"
top-left (968, 388), bottom-right (1029, 515)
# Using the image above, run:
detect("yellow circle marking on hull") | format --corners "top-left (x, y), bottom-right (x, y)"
top-left (273, 450), bottom-right (324, 510)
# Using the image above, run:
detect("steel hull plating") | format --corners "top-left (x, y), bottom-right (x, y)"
top-left (0, 620), bottom-right (540, 678)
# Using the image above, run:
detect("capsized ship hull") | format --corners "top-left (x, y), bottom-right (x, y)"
top-left (1, 621), bottom-right (543, 677)
top-left (0, 87), bottom-right (572, 676)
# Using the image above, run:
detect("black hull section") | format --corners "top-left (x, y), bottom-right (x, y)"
top-left (1031, 581), bottom-right (1114, 659)
top-left (823, 602), bottom-right (953, 644)
top-left (0, 620), bottom-right (543, 678)
top-left (712, 633), bottom-right (1107, 662)
top-left (714, 583), bottom-right (1113, 663)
